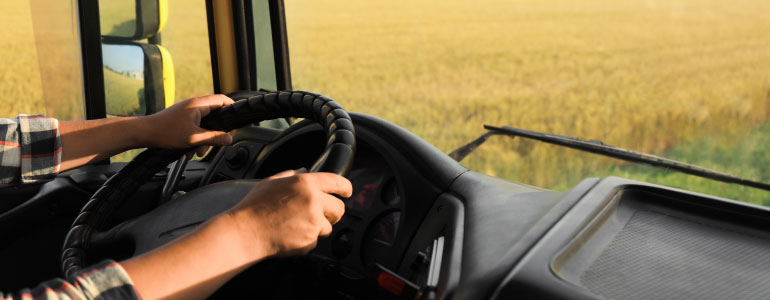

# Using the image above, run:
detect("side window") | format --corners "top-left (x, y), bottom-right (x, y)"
top-left (0, 0), bottom-right (86, 120)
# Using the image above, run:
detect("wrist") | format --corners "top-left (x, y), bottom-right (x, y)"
top-left (127, 115), bottom-right (156, 148)
top-left (220, 210), bottom-right (275, 262)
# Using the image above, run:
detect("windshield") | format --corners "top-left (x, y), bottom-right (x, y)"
top-left (285, 0), bottom-right (770, 205)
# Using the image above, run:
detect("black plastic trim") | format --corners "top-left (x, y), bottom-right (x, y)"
top-left (397, 194), bottom-right (465, 300)
top-left (243, 0), bottom-right (259, 90)
top-left (485, 178), bottom-right (601, 300)
top-left (141, 43), bottom-right (165, 114)
top-left (77, 0), bottom-right (106, 120)
top-left (231, 0), bottom-right (252, 90)
top-left (268, 0), bottom-right (291, 90)
top-left (448, 173), bottom-right (595, 300)
top-left (205, 0), bottom-right (221, 93)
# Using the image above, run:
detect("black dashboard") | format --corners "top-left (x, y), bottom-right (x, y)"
top-left (1, 112), bottom-right (768, 300)
top-left (105, 112), bottom-right (770, 300)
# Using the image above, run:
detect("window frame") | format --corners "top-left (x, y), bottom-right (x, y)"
top-left (206, 0), bottom-right (292, 94)
top-left (77, 0), bottom-right (108, 120)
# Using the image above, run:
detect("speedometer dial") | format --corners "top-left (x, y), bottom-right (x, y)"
top-left (371, 211), bottom-right (401, 245)
top-left (346, 167), bottom-right (384, 212)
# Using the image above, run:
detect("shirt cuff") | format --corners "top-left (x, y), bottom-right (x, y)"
top-left (17, 115), bottom-right (61, 184)
top-left (68, 260), bottom-right (141, 300)
top-left (0, 118), bottom-right (21, 185)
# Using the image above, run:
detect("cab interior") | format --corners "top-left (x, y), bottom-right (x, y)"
top-left (2, 1), bottom-right (770, 300)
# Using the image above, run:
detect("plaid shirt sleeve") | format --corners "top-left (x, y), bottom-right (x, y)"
top-left (0, 115), bottom-right (62, 185)
top-left (0, 260), bottom-right (140, 300)
top-left (0, 118), bottom-right (140, 299)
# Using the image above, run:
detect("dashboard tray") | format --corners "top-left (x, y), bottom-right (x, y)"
top-left (551, 187), bottom-right (770, 300)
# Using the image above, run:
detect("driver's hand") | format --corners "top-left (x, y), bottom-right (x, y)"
top-left (144, 94), bottom-right (234, 156)
top-left (227, 169), bottom-right (352, 257)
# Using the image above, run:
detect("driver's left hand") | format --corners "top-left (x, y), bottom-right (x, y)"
top-left (143, 94), bottom-right (235, 157)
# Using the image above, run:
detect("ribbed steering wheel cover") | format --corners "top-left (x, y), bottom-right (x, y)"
top-left (61, 91), bottom-right (355, 277)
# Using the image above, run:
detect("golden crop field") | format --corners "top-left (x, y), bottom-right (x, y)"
top-left (0, 1), bottom-right (84, 120)
top-left (1, 0), bottom-right (769, 203)
top-left (285, 0), bottom-right (770, 203)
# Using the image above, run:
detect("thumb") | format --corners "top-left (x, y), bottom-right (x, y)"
top-left (268, 168), bottom-right (307, 180)
top-left (190, 128), bottom-right (233, 147)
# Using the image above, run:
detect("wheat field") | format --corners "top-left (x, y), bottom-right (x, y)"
top-left (285, 0), bottom-right (770, 203)
top-left (1, 0), bottom-right (769, 203)
top-left (0, 0), bottom-right (85, 120)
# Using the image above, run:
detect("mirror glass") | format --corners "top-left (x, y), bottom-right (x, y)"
top-left (102, 44), bottom-right (146, 116)
top-left (99, 0), bottom-right (137, 38)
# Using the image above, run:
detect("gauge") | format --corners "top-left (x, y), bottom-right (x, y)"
top-left (361, 211), bottom-right (402, 264)
top-left (381, 178), bottom-right (401, 207)
top-left (371, 211), bottom-right (400, 245)
top-left (346, 167), bottom-right (384, 212)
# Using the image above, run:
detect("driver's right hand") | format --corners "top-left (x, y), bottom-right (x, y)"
top-left (226, 169), bottom-right (352, 258)
top-left (121, 171), bottom-right (352, 300)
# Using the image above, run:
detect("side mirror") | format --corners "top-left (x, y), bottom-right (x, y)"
top-left (99, 0), bottom-right (168, 39)
top-left (102, 42), bottom-right (175, 116)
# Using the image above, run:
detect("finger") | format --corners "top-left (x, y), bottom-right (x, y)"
top-left (321, 194), bottom-right (345, 224)
top-left (190, 129), bottom-right (233, 147)
top-left (195, 145), bottom-right (210, 157)
top-left (268, 169), bottom-right (301, 180)
top-left (193, 94), bottom-right (235, 117)
top-left (307, 173), bottom-right (353, 198)
top-left (185, 151), bottom-right (194, 160)
top-left (319, 219), bottom-right (333, 237)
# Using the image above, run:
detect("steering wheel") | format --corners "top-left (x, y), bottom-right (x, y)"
top-left (60, 90), bottom-right (356, 277)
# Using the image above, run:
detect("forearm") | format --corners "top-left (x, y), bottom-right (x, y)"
top-left (57, 95), bottom-right (233, 172)
top-left (59, 117), bottom-right (149, 171)
top-left (120, 213), bottom-right (268, 300)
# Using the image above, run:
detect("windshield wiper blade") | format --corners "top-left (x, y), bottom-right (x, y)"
top-left (447, 131), bottom-right (500, 162)
top-left (451, 125), bottom-right (770, 192)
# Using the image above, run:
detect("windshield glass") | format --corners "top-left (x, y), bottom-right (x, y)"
top-left (285, 0), bottom-right (770, 205)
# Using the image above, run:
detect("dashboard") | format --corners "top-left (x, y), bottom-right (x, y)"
top-left (192, 112), bottom-right (770, 300)
top-left (320, 150), bottom-right (405, 275)
top-left (2, 109), bottom-right (764, 299)
top-left (206, 127), bottom-right (408, 278)
top-left (200, 114), bottom-right (466, 299)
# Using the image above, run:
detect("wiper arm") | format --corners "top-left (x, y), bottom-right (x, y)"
top-left (447, 131), bottom-right (500, 162)
top-left (449, 125), bottom-right (770, 192)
